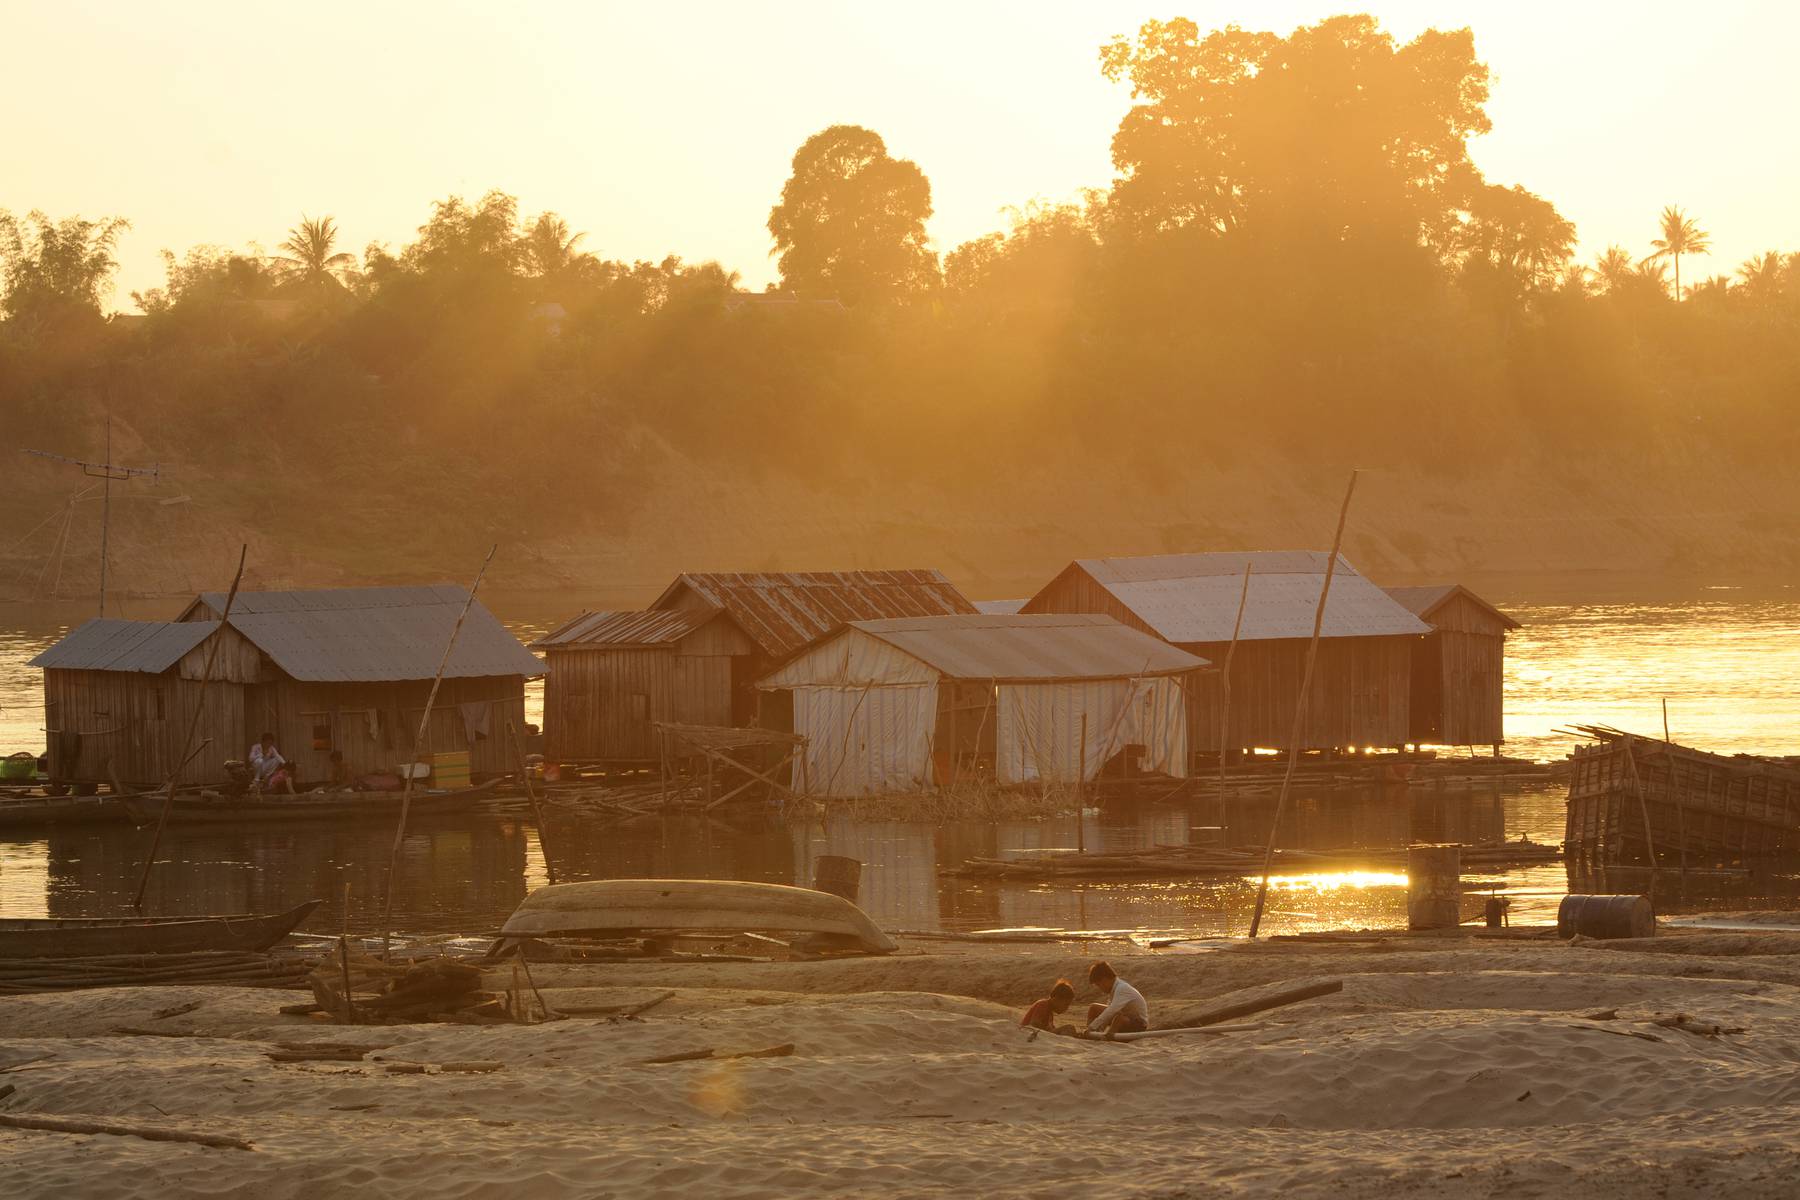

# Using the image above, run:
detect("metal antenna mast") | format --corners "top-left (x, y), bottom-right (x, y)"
top-left (21, 415), bottom-right (161, 616)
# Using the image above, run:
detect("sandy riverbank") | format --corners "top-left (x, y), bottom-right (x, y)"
top-left (4, 929), bottom-right (1800, 1198)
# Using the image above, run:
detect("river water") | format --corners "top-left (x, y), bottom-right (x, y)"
top-left (2, 591), bottom-right (1797, 936)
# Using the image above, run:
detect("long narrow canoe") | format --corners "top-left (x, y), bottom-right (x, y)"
top-left (0, 793), bottom-right (128, 830)
top-left (502, 879), bottom-right (897, 954)
top-left (0, 899), bottom-right (321, 959)
top-left (118, 780), bottom-right (500, 826)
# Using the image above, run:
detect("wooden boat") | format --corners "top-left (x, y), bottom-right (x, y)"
top-left (0, 792), bottom-right (129, 830)
top-left (501, 879), bottom-right (897, 954)
top-left (0, 899), bottom-right (321, 958)
top-left (118, 779), bottom-right (502, 826)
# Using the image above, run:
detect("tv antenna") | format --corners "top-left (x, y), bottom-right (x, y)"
top-left (21, 415), bottom-right (161, 617)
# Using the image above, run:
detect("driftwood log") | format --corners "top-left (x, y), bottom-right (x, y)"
top-left (1163, 980), bottom-right (1345, 1030)
top-left (0, 1112), bottom-right (253, 1151)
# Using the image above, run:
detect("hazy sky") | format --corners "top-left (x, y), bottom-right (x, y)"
top-left (5, 1), bottom-right (1795, 308)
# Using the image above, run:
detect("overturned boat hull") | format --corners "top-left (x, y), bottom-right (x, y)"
top-left (501, 879), bottom-right (896, 954)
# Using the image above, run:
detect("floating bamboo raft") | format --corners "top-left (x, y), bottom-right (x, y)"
top-left (1564, 726), bottom-right (1800, 867)
top-left (949, 838), bottom-right (1562, 881)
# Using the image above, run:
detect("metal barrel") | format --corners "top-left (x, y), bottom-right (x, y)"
top-left (812, 855), bottom-right (863, 904)
top-left (1407, 844), bottom-right (1462, 930)
top-left (1558, 894), bottom-right (1654, 940)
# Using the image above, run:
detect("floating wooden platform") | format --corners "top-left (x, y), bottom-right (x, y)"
top-left (949, 838), bottom-right (1563, 882)
top-left (1564, 727), bottom-right (1800, 866)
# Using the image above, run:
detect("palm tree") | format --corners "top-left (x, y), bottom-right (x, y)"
top-left (1593, 245), bottom-right (1636, 295)
top-left (525, 213), bottom-right (588, 285)
top-left (1645, 205), bottom-right (1709, 300)
top-left (273, 215), bottom-right (356, 289)
top-left (1737, 251), bottom-right (1785, 305)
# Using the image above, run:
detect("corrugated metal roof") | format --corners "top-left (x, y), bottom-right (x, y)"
top-left (531, 609), bottom-right (713, 649)
top-left (1042, 552), bottom-right (1431, 643)
top-left (1384, 584), bottom-right (1521, 630)
top-left (851, 614), bottom-right (1209, 681)
top-left (187, 586), bottom-right (542, 682)
top-left (29, 619), bottom-right (218, 674)
top-left (652, 569), bottom-right (975, 659)
top-left (973, 598), bottom-right (1027, 615)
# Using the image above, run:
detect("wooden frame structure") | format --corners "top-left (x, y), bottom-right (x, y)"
top-left (654, 722), bottom-right (808, 810)
top-left (1565, 727), bottom-right (1800, 866)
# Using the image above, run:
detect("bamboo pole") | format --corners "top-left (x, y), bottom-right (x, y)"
top-left (132, 545), bottom-right (247, 911)
top-left (1217, 563), bottom-right (1253, 826)
top-left (508, 719), bottom-right (556, 885)
top-left (1076, 713), bottom-right (1087, 855)
top-left (1247, 472), bottom-right (1358, 939)
top-left (380, 544), bottom-right (496, 955)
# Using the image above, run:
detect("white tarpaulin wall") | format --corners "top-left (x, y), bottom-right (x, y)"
top-left (996, 675), bottom-right (1188, 784)
top-left (790, 683), bottom-right (938, 796)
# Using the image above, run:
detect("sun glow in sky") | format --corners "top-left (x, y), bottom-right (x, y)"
top-left (5, 0), bottom-right (1796, 308)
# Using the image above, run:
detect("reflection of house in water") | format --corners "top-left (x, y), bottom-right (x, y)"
top-left (40, 817), bottom-right (531, 929)
top-left (545, 813), bottom-right (797, 888)
top-left (790, 814), bottom-right (939, 932)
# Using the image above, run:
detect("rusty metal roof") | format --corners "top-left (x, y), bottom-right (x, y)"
top-left (185, 585), bottom-right (543, 682)
top-left (1384, 584), bottom-right (1521, 631)
top-left (1033, 552), bottom-right (1430, 644)
top-left (651, 569), bottom-right (975, 658)
top-left (532, 609), bottom-right (714, 649)
top-left (851, 614), bottom-right (1209, 681)
top-left (30, 619), bottom-right (219, 674)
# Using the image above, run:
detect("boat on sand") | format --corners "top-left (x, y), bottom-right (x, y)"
top-left (0, 899), bottom-right (321, 958)
top-left (501, 879), bottom-right (897, 954)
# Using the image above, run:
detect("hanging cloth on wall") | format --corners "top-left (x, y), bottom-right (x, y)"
top-left (458, 701), bottom-right (492, 744)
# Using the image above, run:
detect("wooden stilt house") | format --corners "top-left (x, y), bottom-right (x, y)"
top-left (534, 569), bottom-right (978, 767)
top-left (1383, 585), bottom-right (1519, 748)
top-left (33, 585), bottom-right (543, 790)
top-left (170, 585), bottom-right (543, 783)
top-left (533, 609), bottom-right (758, 765)
top-left (1021, 552), bottom-right (1431, 757)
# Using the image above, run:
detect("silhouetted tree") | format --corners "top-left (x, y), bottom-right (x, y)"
top-left (524, 213), bottom-right (592, 291)
top-left (767, 125), bottom-right (938, 303)
top-left (0, 209), bottom-right (130, 328)
top-left (1099, 16), bottom-right (1491, 248)
top-left (274, 215), bottom-right (357, 291)
top-left (1646, 205), bottom-right (1709, 300)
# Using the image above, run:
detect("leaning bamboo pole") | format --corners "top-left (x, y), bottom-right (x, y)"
top-left (380, 545), bottom-right (496, 955)
top-left (1247, 472), bottom-right (1358, 939)
top-left (131, 545), bottom-right (247, 911)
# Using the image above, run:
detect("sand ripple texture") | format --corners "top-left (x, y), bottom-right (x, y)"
top-left (2, 944), bottom-right (1800, 1198)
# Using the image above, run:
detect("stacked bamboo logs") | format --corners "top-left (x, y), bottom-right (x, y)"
top-left (950, 839), bottom-right (1562, 881)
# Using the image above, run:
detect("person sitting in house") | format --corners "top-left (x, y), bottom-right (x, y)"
top-left (1020, 979), bottom-right (1078, 1035)
top-left (248, 732), bottom-right (295, 796)
top-left (1082, 960), bottom-right (1149, 1039)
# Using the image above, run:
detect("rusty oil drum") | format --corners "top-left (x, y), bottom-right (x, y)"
top-left (813, 855), bottom-right (863, 904)
top-left (1557, 893), bottom-right (1654, 939)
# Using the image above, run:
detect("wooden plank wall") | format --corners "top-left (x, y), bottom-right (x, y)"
top-left (542, 618), bottom-right (756, 763)
top-left (42, 668), bottom-right (245, 787)
top-left (1411, 595), bottom-right (1509, 745)
top-left (1187, 636), bottom-right (1414, 752)
top-left (244, 675), bottom-right (526, 782)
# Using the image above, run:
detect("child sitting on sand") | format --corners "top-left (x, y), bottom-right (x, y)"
top-left (1083, 960), bottom-right (1149, 1039)
top-left (1020, 979), bottom-right (1077, 1034)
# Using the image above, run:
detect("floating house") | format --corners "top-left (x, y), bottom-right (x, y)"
top-left (535, 569), bottom-right (978, 766)
top-left (533, 609), bottom-right (759, 764)
top-left (1383, 584), bottom-right (1520, 749)
top-left (756, 613), bottom-right (1208, 796)
top-left (33, 586), bottom-right (541, 789)
top-left (1021, 552), bottom-right (1431, 756)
